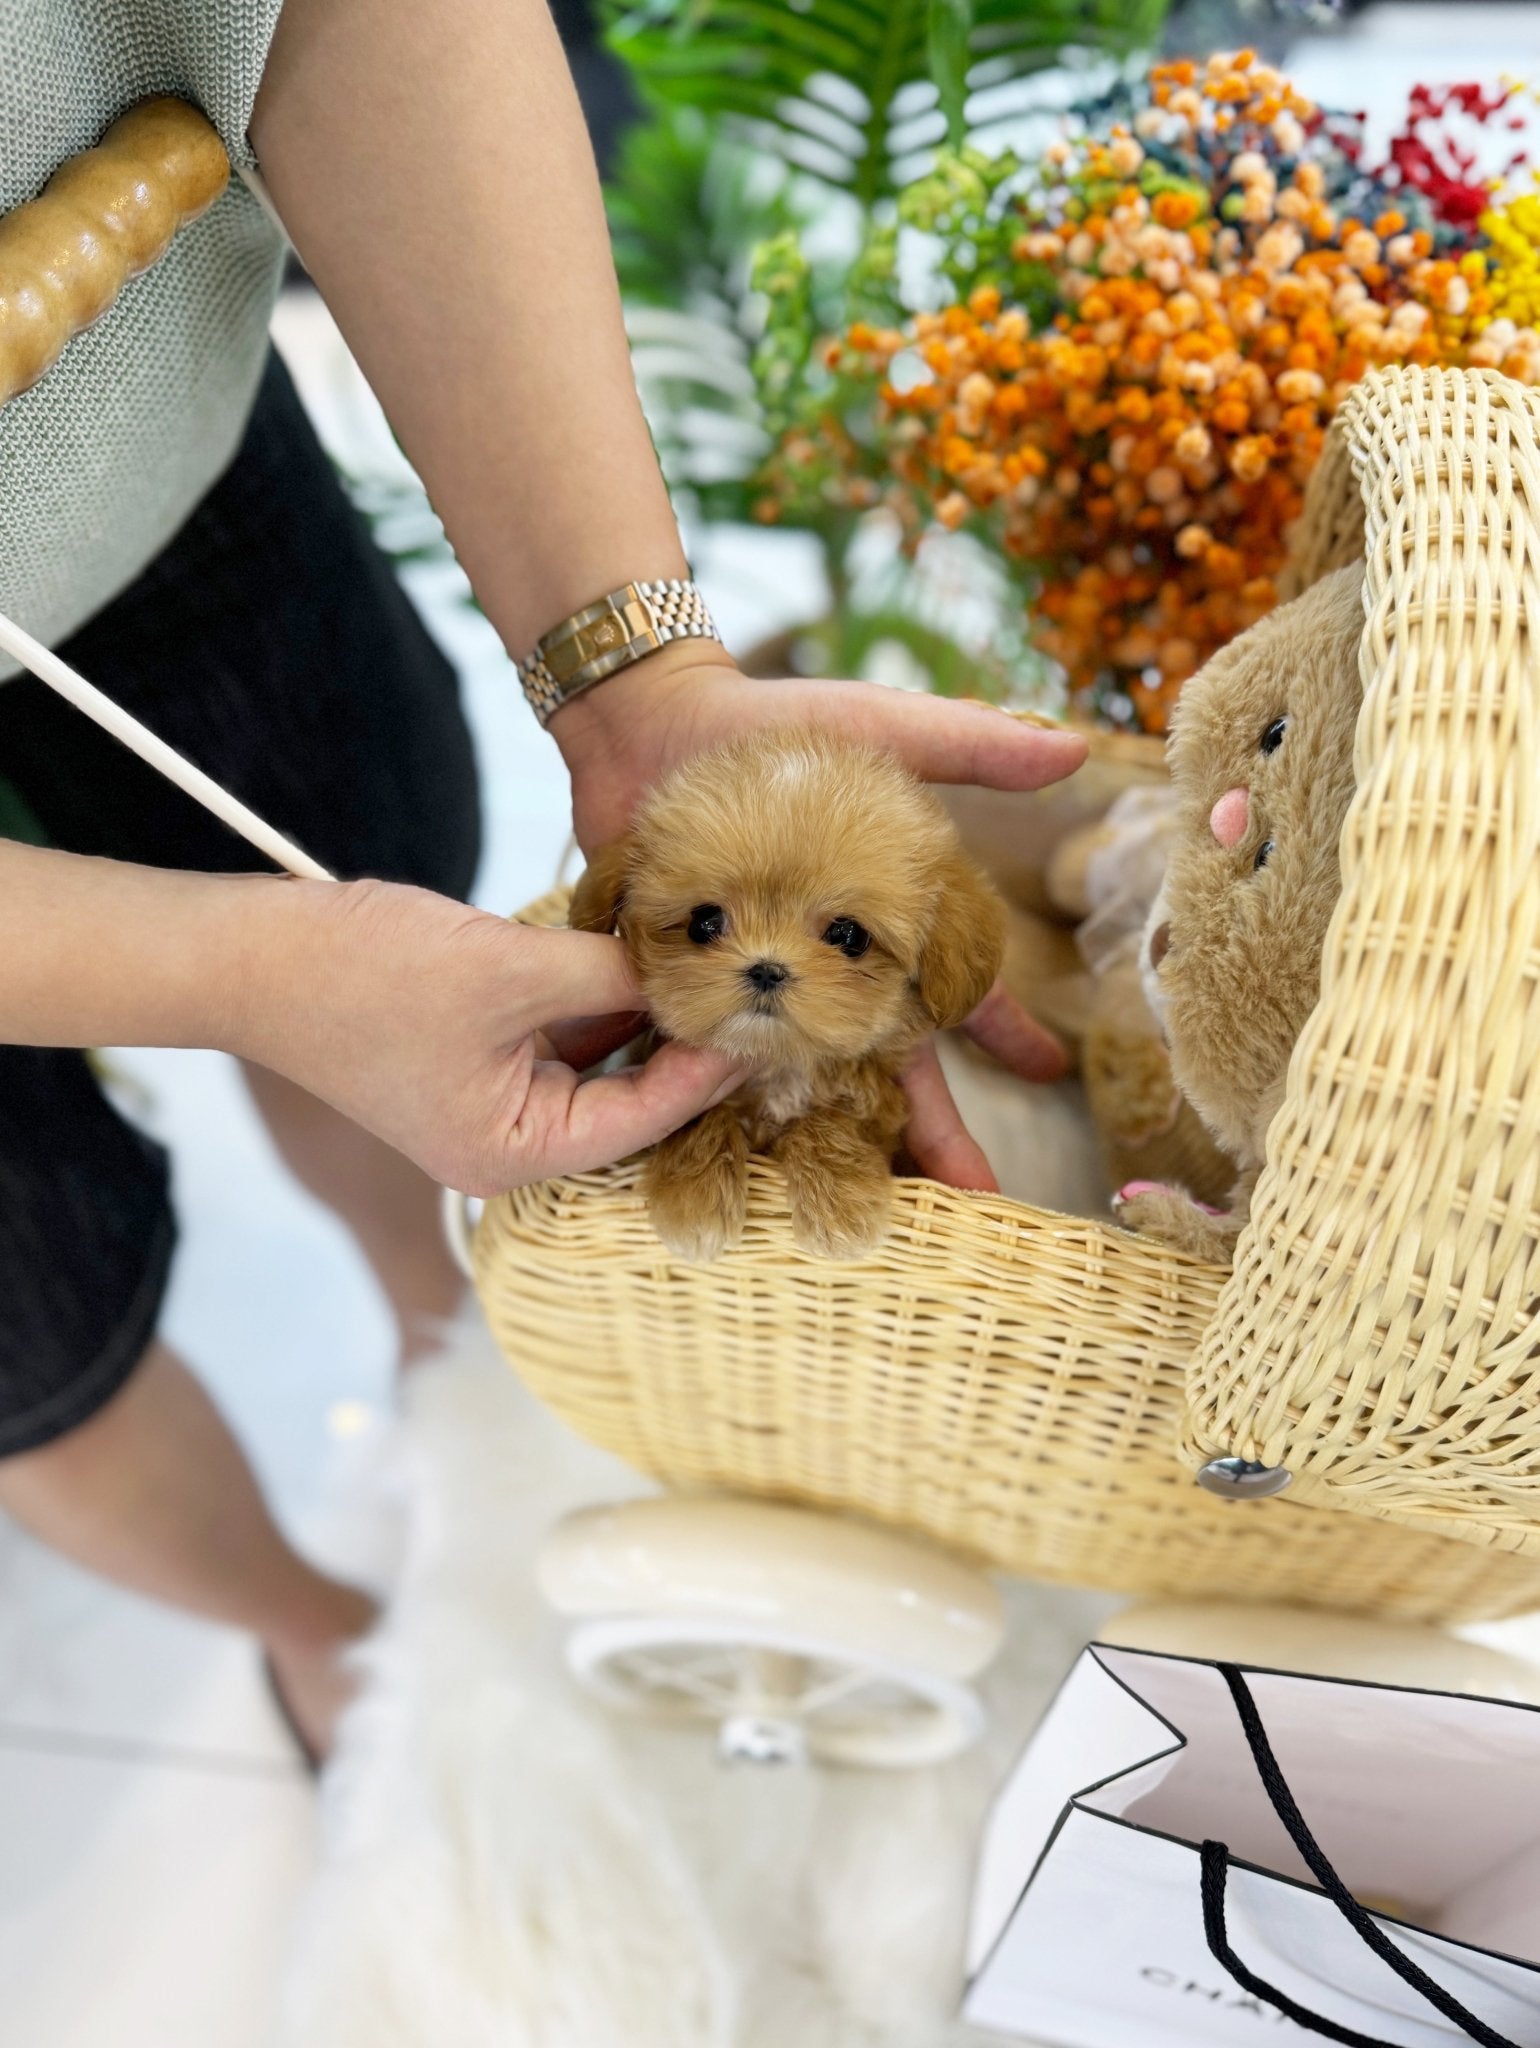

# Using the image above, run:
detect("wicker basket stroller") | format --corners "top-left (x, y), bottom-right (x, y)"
top-left (468, 367), bottom-right (1540, 1760)
top-left (8, 108), bottom-right (1540, 1767)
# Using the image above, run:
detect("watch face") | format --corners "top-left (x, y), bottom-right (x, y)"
top-left (523, 583), bottom-right (716, 717)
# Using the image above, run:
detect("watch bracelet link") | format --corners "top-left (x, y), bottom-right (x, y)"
top-left (516, 578), bottom-right (720, 726)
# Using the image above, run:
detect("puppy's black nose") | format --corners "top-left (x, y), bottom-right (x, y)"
top-left (744, 960), bottom-right (789, 994)
top-left (1148, 921), bottom-right (1172, 971)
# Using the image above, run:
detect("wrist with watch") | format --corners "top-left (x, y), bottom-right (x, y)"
top-left (514, 577), bottom-right (720, 727)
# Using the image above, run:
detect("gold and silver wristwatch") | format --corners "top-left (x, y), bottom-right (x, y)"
top-left (515, 578), bottom-right (720, 726)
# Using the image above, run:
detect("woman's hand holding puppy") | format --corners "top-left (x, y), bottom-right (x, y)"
top-left (551, 644), bottom-right (1087, 1190)
top-left (227, 876), bottom-right (749, 1198)
top-left (0, 843), bottom-right (744, 1200)
top-left (552, 648), bottom-right (1089, 856)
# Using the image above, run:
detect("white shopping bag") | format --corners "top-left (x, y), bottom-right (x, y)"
top-left (964, 1645), bottom-right (1540, 2048)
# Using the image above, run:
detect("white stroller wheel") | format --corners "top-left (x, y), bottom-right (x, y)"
top-left (538, 1498), bottom-right (1004, 1768)
top-left (567, 1613), bottom-right (987, 1768)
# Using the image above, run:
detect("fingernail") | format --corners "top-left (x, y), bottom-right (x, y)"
top-left (706, 1067), bottom-right (750, 1108)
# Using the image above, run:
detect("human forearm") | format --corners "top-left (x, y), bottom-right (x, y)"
top-left (0, 840), bottom-right (738, 1191)
top-left (244, 0), bottom-right (1099, 1188)
top-left (251, 0), bottom-right (698, 662)
top-left (0, 839), bottom-right (315, 1052)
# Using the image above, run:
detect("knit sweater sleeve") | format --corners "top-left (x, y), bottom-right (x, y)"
top-left (124, 0), bottom-right (287, 172)
top-left (0, 3), bottom-right (286, 194)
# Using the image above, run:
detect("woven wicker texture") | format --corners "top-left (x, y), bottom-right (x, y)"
top-left (473, 883), bottom-right (1540, 1622)
top-left (1274, 421), bottom-right (1366, 603)
top-left (1186, 367), bottom-right (1540, 1556)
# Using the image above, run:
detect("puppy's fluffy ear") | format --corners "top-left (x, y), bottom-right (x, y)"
top-left (568, 837), bottom-right (634, 934)
top-left (916, 849), bottom-right (1006, 1029)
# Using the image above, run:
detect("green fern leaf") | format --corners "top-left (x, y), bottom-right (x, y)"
top-left (602, 0), bottom-right (1167, 205)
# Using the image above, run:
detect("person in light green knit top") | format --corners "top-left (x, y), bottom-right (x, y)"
top-left (0, 0), bottom-right (1086, 1764)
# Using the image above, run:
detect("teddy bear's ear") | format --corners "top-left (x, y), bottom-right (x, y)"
top-left (567, 837), bottom-right (634, 935)
top-left (916, 847), bottom-right (1007, 1030)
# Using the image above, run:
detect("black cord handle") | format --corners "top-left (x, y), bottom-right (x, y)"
top-left (1200, 1663), bottom-right (1524, 2048)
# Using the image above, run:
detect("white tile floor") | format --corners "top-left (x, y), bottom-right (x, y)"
top-left (3, 9), bottom-right (1540, 2040)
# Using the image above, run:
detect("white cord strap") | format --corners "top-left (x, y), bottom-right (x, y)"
top-left (0, 608), bottom-right (334, 882)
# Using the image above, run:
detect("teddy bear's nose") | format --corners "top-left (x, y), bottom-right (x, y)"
top-left (1148, 920), bottom-right (1171, 971)
top-left (1210, 787), bottom-right (1250, 849)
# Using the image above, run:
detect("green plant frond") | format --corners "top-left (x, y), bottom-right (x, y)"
top-left (625, 303), bottom-right (757, 368)
top-left (970, 0), bottom-right (1161, 39)
top-left (636, 3), bottom-right (876, 77)
top-left (607, 121), bottom-right (781, 504)
top-left (602, 0), bottom-right (1164, 206)
top-left (817, 605), bottom-right (1027, 700)
top-left (928, 0), bottom-right (975, 150)
top-left (596, 0), bottom-right (1169, 622)
top-left (606, 128), bottom-right (723, 304)
top-left (609, 109), bottom-right (806, 314)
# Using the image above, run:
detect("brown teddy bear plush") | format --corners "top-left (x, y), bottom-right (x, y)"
top-left (1082, 948), bottom-right (1235, 1209)
top-left (1114, 562), bottom-right (1365, 1262)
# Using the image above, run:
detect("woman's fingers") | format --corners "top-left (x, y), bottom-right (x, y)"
top-left (514, 925), bottom-right (644, 1029)
top-left (963, 979), bottom-right (1068, 1082)
top-left (507, 1039), bottom-right (745, 1182)
top-left (788, 679), bottom-right (1088, 792)
top-left (900, 1038), bottom-right (998, 1192)
top-left (541, 1010), bottom-right (647, 1070)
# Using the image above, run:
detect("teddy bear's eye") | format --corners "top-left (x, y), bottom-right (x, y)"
top-left (823, 917), bottom-right (871, 959)
top-left (687, 904), bottom-right (727, 944)
top-left (1253, 840), bottom-right (1275, 871)
top-left (1260, 716), bottom-right (1288, 756)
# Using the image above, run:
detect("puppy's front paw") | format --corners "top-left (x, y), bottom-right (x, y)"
top-left (774, 1110), bottom-right (897, 1261)
top-left (1112, 1180), bottom-right (1241, 1263)
top-left (646, 1175), bottom-right (747, 1261)
top-left (788, 1167), bottom-right (892, 1260)
top-left (643, 1107), bottom-right (749, 1262)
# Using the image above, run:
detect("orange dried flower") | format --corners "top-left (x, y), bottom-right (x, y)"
top-left (766, 53), bottom-right (1540, 727)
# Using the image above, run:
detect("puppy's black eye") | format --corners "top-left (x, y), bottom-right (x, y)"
top-left (1260, 716), bottom-right (1287, 756)
top-left (687, 904), bottom-right (727, 944)
top-left (1254, 840), bottom-right (1274, 871)
top-left (823, 917), bottom-right (871, 959)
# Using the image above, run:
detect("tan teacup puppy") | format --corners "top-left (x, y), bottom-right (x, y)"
top-left (1116, 563), bottom-right (1365, 1262)
top-left (570, 731), bottom-right (1006, 1260)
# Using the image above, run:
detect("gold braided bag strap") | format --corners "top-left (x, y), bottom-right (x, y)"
top-left (1185, 366), bottom-right (1540, 1556)
top-left (0, 98), bottom-right (230, 407)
